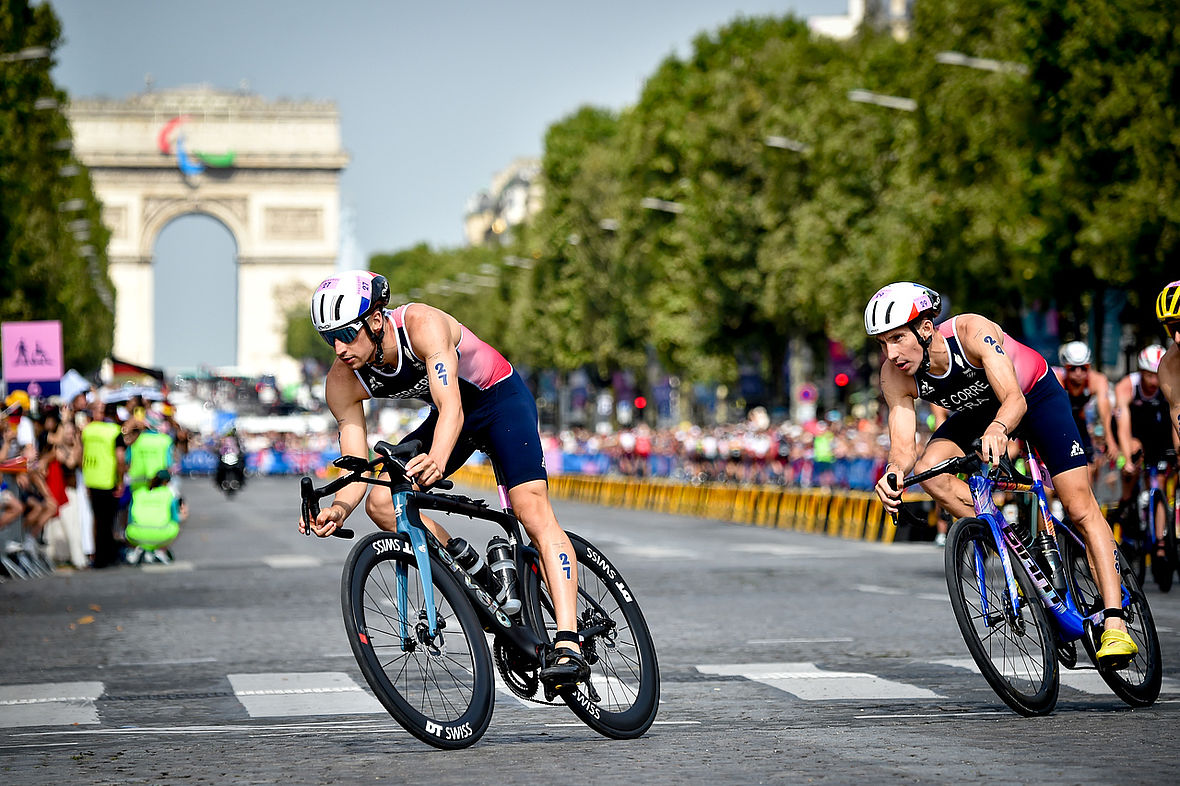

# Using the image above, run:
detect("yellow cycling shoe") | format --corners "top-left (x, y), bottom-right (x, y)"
top-left (1096, 628), bottom-right (1138, 670)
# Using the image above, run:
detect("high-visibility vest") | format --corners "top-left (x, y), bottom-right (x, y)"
top-left (127, 485), bottom-right (179, 549)
top-left (128, 431), bottom-right (173, 488)
top-left (81, 421), bottom-right (121, 490)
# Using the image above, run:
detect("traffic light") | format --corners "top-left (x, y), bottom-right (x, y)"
top-left (633, 396), bottom-right (647, 410)
top-left (834, 372), bottom-right (850, 388)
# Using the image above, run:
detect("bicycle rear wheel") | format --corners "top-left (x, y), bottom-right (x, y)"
top-left (1060, 535), bottom-right (1162, 707)
top-left (523, 532), bottom-right (660, 739)
top-left (945, 517), bottom-right (1058, 716)
top-left (341, 532), bottom-right (494, 749)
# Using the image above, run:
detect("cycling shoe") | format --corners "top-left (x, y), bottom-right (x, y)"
top-left (539, 631), bottom-right (590, 696)
top-left (1096, 628), bottom-right (1138, 670)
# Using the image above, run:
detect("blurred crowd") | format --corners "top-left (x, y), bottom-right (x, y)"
top-left (1, 384), bottom-right (189, 578)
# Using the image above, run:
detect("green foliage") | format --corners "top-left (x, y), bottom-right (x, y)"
top-left (0, 0), bottom-right (114, 374)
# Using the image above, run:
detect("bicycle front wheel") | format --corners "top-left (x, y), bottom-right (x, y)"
top-left (341, 532), bottom-right (494, 749)
top-left (523, 532), bottom-right (660, 739)
top-left (1061, 536), bottom-right (1162, 707)
top-left (945, 517), bottom-right (1058, 716)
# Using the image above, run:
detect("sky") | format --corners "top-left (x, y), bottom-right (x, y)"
top-left (51, 0), bottom-right (846, 257)
top-left (47, 0), bottom-right (847, 371)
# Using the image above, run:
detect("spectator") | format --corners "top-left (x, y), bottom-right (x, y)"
top-left (81, 401), bottom-right (126, 569)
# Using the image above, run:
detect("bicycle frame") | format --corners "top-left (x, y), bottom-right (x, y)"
top-left (302, 443), bottom-right (548, 667)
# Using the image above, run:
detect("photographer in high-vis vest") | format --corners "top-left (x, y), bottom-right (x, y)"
top-left (125, 469), bottom-right (180, 565)
top-left (81, 401), bottom-right (126, 569)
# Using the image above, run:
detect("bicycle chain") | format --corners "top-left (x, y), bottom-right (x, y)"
top-left (493, 639), bottom-right (563, 706)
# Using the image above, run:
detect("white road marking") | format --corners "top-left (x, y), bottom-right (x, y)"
top-left (228, 672), bottom-right (383, 717)
top-left (855, 584), bottom-right (948, 602)
top-left (747, 638), bottom-right (854, 645)
top-left (262, 555), bottom-right (323, 569)
top-left (934, 657), bottom-right (1180, 695)
top-left (140, 561), bottom-right (195, 572)
top-left (696, 662), bottom-right (941, 700)
top-left (0, 682), bottom-right (104, 728)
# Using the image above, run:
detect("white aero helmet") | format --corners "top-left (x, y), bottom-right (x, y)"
top-left (310, 270), bottom-right (390, 345)
top-left (1058, 341), bottom-right (1092, 367)
top-left (864, 282), bottom-right (941, 336)
top-left (1138, 344), bottom-right (1166, 373)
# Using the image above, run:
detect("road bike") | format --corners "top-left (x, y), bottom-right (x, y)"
top-left (889, 441), bottom-right (1161, 716)
top-left (1117, 450), bottom-right (1177, 592)
top-left (298, 440), bottom-right (660, 749)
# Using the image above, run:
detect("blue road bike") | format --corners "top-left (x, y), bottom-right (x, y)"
top-left (891, 441), bottom-right (1161, 716)
top-left (299, 440), bottom-right (660, 749)
top-left (1118, 449), bottom-right (1178, 593)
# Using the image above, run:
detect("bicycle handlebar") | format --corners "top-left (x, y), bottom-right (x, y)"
top-left (299, 439), bottom-right (455, 540)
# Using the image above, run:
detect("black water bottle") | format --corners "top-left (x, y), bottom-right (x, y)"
top-left (485, 536), bottom-right (522, 616)
top-left (1034, 532), bottom-right (1069, 597)
top-left (446, 537), bottom-right (493, 589)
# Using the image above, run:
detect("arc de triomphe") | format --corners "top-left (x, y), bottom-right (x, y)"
top-left (67, 86), bottom-right (348, 384)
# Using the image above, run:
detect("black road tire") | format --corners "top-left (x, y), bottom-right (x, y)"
top-left (523, 531), bottom-right (660, 739)
top-left (945, 517), bottom-right (1058, 716)
top-left (342, 532), bottom-right (494, 749)
top-left (1061, 536), bottom-right (1162, 708)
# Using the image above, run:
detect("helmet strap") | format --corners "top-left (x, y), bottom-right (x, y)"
top-left (362, 313), bottom-right (387, 366)
top-left (909, 321), bottom-right (934, 374)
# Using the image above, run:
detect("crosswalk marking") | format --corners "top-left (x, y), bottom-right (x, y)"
top-left (696, 662), bottom-right (942, 700)
top-left (228, 672), bottom-right (383, 717)
top-left (933, 657), bottom-right (1180, 695)
top-left (0, 682), bottom-right (104, 728)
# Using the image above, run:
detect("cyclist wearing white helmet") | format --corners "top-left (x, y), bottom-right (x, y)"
top-left (1155, 280), bottom-right (1180, 448)
top-left (301, 270), bottom-right (589, 689)
top-left (1113, 344), bottom-right (1174, 537)
top-left (1052, 340), bottom-right (1117, 478)
top-left (868, 281), bottom-right (1135, 665)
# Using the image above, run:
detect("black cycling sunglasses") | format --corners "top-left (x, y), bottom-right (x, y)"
top-left (319, 318), bottom-right (366, 346)
top-left (1166, 320), bottom-right (1180, 337)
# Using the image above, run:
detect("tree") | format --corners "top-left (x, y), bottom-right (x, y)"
top-left (0, 0), bottom-right (113, 373)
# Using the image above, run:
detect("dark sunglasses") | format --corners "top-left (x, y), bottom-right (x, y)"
top-left (319, 318), bottom-right (366, 346)
top-left (1166, 320), bottom-right (1180, 336)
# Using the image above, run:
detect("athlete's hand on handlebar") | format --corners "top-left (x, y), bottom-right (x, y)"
top-left (875, 468), bottom-right (903, 514)
top-left (299, 501), bottom-right (348, 538)
top-left (980, 422), bottom-right (1009, 467)
top-left (404, 451), bottom-right (444, 490)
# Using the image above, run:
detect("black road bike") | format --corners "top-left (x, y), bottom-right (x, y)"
top-left (299, 440), bottom-right (660, 749)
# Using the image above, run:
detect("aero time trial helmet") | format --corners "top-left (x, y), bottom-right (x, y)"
top-left (1156, 280), bottom-right (1180, 324)
top-left (1058, 341), bottom-right (1092, 367)
top-left (1138, 344), bottom-right (1166, 373)
top-left (310, 270), bottom-right (390, 346)
top-left (864, 282), bottom-right (942, 336)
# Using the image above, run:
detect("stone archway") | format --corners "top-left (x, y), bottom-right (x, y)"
top-left (67, 86), bottom-right (349, 384)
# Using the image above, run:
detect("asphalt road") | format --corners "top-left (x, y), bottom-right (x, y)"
top-left (2, 475), bottom-right (1179, 785)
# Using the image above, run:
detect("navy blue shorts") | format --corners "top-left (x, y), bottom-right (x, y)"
top-left (930, 372), bottom-right (1089, 477)
top-left (400, 370), bottom-right (547, 490)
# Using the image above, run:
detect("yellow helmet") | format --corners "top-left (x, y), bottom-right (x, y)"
top-left (1156, 279), bottom-right (1180, 323)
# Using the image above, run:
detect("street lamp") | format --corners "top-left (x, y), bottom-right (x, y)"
top-left (848, 89), bottom-right (917, 112)
top-left (640, 197), bottom-right (685, 214)
top-left (935, 51), bottom-right (1029, 76)
top-left (763, 135), bottom-right (811, 153)
top-left (0, 46), bottom-right (50, 63)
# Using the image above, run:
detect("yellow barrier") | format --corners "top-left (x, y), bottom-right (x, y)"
top-left (447, 464), bottom-right (930, 543)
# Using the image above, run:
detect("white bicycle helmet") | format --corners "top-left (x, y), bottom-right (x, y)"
top-left (1138, 344), bottom-right (1166, 373)
top-left (864, 282), bottom-right (941, 336)
top-left (1058, 341), bottom-right (1092, 367)
top-left (310, 270), bottom-right (391, 358)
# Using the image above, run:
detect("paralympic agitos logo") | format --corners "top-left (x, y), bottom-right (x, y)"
top-left (157, 116), bottom-right (236, 177)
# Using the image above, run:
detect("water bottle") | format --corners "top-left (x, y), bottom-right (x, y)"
top-left (1034, 532), bottom-right (1069, 597)
top-left (445, 537), bottom-right (493, 589)
top-left (485, 536), bottom-right (521, 616)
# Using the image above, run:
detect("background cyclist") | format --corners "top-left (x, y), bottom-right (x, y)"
top-left (1114, 345), bottom-right (1172, 542)
top-left (1053, 340), bottom-right (1118, 483)
top-left (1155, 280), bottom-right (1180, 450)
top-left (298, 270), bottom-right (588, 690)
top-left (867, 282), bottom-right (1136, 667)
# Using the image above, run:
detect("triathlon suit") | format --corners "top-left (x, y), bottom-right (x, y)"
top-left (353, 304), bottom-right (545, 489)
top-left (1125, 372), bottom-right (1170, 464)
top-left (1058, 368), bottom-right (1096, 461)
top-left (914, 316), bottom-right (1088, 476)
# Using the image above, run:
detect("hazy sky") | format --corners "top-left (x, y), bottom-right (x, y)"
top-left (48, 0), bottom-right (847, 371)
top-left (51, 0), bottom-right (845, 257)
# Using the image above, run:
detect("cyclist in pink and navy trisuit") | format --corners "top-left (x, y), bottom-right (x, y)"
top-left (299, 270), bottom-right (589, 691)
top-left (867, 282), bottom-right (1137, 668)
